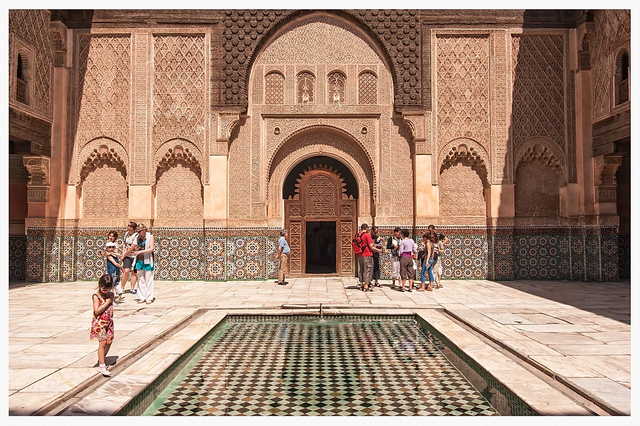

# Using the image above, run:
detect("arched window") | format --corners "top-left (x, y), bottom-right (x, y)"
top-left (16, 53), bottom-right (28, 104)
top-left (615, 49), bottom-right (629, 105)
top-left (297, 72), bottom-right (315, 104)
top-left (328, 71), bottom-right (346, 105)
top-left (358, 71), bottom-right (377, 104)
top-left (265, 71), bottom-right (285, 105)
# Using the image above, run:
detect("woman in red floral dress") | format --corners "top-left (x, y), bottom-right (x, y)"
top-left (91, 274), bottom-right (115, 377)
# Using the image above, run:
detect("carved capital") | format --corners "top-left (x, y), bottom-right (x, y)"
top-left (594, 154), bottom-right (622, 186)
top-left (22, 155), bottom-right (50, 187)
top-left (216, 111), bottom-right (241, 143)
top-left (401, 113), bottom-right (426, 141)
top-left (49, 21), bottom-right (67, 68)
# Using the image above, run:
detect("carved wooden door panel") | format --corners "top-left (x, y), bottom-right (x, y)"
top-left (284, 165), bottom-right (357, 275)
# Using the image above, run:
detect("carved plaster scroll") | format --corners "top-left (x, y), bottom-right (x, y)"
top-left (594, 154), bottom-right (622, 203)
top-left (402, 113), bottom-right (427, 154)
top-left (216, 111), bottom-right (241, 155)
top-left (22, 155), bottom-right (50, 203)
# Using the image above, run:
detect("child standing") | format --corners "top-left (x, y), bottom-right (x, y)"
top-left (91, 274), bottom-right (115, 377)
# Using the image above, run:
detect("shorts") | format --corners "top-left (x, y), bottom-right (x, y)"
top-left (400, 256), bottom-right (414, 280)
top-left (123, 257), bottom-right (137, 272)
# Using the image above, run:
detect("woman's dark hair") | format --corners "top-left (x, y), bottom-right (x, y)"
top-left (402, 229), bottom-right (410, 238)
top-left (394, 227), bottom-right (401, 233)
top-left (430, 230), bottom-right (439, 244)
top-left (108, 230), bottom-right (118, 239)
top-left (372, 226), bottom-right (378, 233)
top-left (98, 273), bottom-right (114, 290)
top-left (423, 233), bottom-right (430, 239)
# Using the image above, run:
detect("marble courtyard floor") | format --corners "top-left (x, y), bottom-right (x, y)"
top-left (7, 277), bottom-right (631, 416)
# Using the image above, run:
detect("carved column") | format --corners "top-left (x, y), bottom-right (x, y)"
top-left (203, 110), bottom-right (240, 223)
top-left (50, 20), bottom-right (73, 221)
top-left (593, 154), bottom-right (622, 216)
top-left (22, 155), bottom-right (51, 217)
top-left (403, 112), bottom-right (437, 220)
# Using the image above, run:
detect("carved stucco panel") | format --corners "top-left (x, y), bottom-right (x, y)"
top-left (511, 33), bottom-right (565, 153)
top-left (591, 10), bottom-right (631, 120)
top-left (8, 10), bottom-right (53, 120)
top-left (73, 34), bottom-right (131, 184)
top-left (436, 35), bottom-right (490, 153)
top-left (256, 16), bottom-right (384, 65)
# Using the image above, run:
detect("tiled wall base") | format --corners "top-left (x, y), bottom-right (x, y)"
top-left (13, 226), bottom-right (624, 283)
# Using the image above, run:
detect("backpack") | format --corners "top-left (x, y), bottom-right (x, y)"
top-left (352, 231), bottom-right (367, 255)
top-left (386, 236), bottom-right (395, 250)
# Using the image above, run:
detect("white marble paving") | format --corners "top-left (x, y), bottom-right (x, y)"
top-left (8, 277), bottom-right (631, 416)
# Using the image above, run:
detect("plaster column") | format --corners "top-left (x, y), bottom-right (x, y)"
top-left (415, 154), bottom-right (438, 218)
top-left (204, 156), bottom-right (228, 220)
top-left (487, 184), bottom-right (515, 219)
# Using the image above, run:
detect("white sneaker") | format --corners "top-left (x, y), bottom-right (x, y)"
top-left (97, 366), bottom-right (111, 377)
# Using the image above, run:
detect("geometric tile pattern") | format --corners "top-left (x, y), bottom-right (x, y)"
top-left (618, 234), bottom-right (630, 279)
top-left (205, 237), bottom-right (226, 280)
top-left (227, 237), bottom-right (266, 280)
top-left (15, 227), bottom-right (624, 283)
top-left (514, 235), bottom-right (570, 280)
top-left (441, 236), bottom-right (489, 280)
top-left (150, 320), bottom-right (500, 416)
top-left (8, 235), bottom-right (26, 280)
top-left (156, 236), bottom-right (205, 281)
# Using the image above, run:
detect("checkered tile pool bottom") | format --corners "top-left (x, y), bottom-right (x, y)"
top-left (147, 318), bottom-right (500, 416)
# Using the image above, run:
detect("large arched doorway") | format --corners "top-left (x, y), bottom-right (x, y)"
top-left (284, 161), bottom-right (357, 276)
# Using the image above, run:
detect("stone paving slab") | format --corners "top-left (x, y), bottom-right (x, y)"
top-left (6, 277), bottom-right (631, 416)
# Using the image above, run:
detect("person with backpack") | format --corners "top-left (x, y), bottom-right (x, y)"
top-left (386, 227), bottom-right (402, 289)
top-left (353, 223), bottom-right (381, 292)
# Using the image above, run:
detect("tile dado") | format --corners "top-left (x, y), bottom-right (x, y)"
top-left (10, 227), bottom-right (623, 283)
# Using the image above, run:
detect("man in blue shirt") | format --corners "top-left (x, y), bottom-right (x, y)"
top-left (275, 229), bottom-right (290, 285)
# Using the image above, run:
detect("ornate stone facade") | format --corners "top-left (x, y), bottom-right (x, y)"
top-left (8, 9), bottom-right (630, 283)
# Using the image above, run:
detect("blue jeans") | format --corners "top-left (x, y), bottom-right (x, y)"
top-left (420, 258), bottom-right (434, 283)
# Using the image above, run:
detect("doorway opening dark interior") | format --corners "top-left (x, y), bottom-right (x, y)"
top-left (305, 221), bottom-right (336, 273)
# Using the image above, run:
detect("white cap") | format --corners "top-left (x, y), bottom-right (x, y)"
top-left (105, 242), bottom-right (117, 248)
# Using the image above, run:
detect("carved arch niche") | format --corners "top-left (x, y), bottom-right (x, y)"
top-left (285, 164), bottom-right (357, 276)
top-left (154, 142), bottom-right (204, 225)
top-left (514, 141), bottom-right (565, 218)
top-left (78, 141), bottom-right (129, 222)
top-left (439, 140), bottom-right (490, 222)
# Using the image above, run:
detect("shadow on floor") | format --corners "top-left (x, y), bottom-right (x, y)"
top-left (491, 279), bottom-right (630, 324)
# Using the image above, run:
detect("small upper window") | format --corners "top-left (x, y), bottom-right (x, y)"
top-left (16, 53), bottom-right (28, 104)
top-left (358, 71), bottom-right (377, 104)
top-left (615, 49), bottom-right (629, 105)
top-left (265, 72), bottom-right (285, 105)
top-left (297, 72), bottom-right (315, 105)
top-left (328, 71), bottom-right (346, 105)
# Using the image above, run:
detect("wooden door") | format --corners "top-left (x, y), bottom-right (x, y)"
top-left (284, 165), bottom-right (356, 275)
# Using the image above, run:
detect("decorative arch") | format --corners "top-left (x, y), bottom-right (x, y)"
top-left (514, 137), bottom-right (565, 183)
top-left (77, 137), bottom-right (129, 185)
top-left (78, 138), bottom-right (129, 221)
top-left (268, 129), bottom-right (374, 221)
top-left (244, 10), bottom-right (398, 108)
top-left (154, 138), bottom-right (204, 182)
top-left (514, 140), bottom-right (564, 218)
top-left (439, 138), bottom-right (490, 187)
top-left (268, 125), bottom-right (376, 194)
